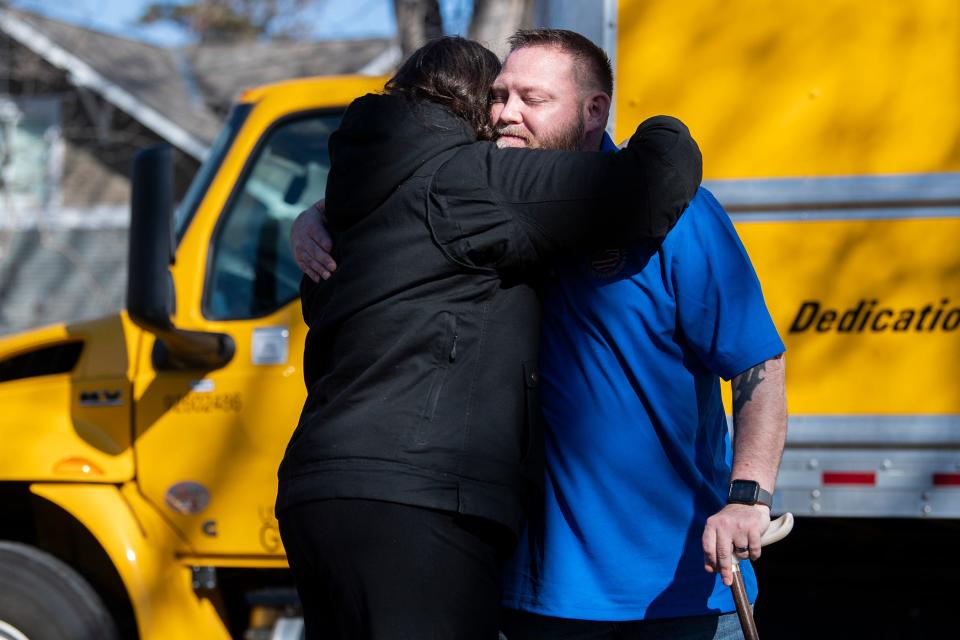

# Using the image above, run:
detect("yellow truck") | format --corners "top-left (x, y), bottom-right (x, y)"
top-left (0, 1), bottom-right (957, 638)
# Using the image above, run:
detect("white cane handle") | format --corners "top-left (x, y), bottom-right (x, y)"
top-left (760, 512), bottom-right (794, 547)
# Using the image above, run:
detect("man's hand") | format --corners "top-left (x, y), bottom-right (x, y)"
top-left (703, 354), bottom-right (786, 586)
top-left (291, 200), bottom-right (336, 282)
top-left (702, 503), bottom-right (771, 586)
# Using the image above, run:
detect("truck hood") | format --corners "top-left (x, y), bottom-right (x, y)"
top-left (0, 313), bottom-right (141, 483)
top-left (0, 313), bottom-right (141, 381)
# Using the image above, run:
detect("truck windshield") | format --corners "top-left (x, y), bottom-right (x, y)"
top-left (174, 104), bottom-right (252, 242)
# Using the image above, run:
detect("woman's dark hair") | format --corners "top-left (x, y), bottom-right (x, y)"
top-left (385, 36), bottom-right (501, 140)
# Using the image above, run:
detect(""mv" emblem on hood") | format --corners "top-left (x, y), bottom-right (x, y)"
top-left (79, 390), bottom-right (123, 407)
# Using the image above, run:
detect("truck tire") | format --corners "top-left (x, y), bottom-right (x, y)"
top-left (0, 542), bottom-right (119, 640)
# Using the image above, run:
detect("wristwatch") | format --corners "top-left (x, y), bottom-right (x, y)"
top-left (727, 479), bottom-right (773, 508)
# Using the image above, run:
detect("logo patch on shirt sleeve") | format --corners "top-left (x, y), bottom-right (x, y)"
top-left (589, 248), bottom-right (628, 277)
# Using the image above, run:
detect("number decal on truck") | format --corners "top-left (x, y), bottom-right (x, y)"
top-left (162, 393), bottom-right (243, 413)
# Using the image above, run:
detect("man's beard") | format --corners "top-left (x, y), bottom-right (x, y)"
top-left (495, 112), bottom-right (585, 152)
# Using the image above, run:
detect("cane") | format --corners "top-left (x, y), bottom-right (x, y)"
top-left (730, 512), bottom-right (794, 640)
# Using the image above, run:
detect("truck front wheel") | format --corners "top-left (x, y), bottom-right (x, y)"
top-left (0, 542), bottom-right (119, 640)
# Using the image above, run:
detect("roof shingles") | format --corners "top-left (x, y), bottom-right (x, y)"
top-left (2, 7), bottom-right (393, 148)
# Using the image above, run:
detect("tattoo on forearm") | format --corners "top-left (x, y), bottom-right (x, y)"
top-left (733, 362), bottom-right (766, 416)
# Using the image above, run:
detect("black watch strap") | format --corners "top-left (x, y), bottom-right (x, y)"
top-left (727, 479), bottom-right (773, 508)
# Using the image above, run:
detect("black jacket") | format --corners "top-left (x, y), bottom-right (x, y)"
top-left (276, 94), bottom-right (701, 534)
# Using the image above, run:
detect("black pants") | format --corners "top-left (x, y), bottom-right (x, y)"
top-left (279, 498), bottom-right (511, 640)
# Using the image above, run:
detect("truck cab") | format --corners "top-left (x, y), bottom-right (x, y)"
top-left (0, 75), bottom-right (384, 640)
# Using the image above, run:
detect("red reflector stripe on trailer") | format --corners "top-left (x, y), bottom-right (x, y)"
top-left (933, 473), bottom-right (960, 486)
top-left (822, 472), bottom-right (876, 486)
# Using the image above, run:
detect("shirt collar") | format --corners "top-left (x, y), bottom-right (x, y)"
top-left (601, 131), bottom-right (618, 153)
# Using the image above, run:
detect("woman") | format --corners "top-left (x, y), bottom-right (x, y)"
top-left (277, 36), bottom-right (701, 639)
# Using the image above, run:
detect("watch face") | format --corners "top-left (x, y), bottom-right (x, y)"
top-left (729, 480), bottom-right (760, 504)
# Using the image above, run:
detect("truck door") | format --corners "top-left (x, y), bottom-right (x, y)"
top-left (133, 111), bottom-right (343, 557)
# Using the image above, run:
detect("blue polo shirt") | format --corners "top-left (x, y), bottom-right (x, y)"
top-left (502, 146), bottom-right (785, 620)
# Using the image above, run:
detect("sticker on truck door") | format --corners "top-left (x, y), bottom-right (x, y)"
top-left (252, 327), bottom-right (289, 365)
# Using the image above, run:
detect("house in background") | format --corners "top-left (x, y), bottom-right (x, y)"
top-left (0, 6), bottom-right (398, 335)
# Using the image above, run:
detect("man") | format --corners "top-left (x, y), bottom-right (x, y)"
top-left (490, 30), bottom-right (786, 639)
top-left (292, 30), bottom-right (785, 639)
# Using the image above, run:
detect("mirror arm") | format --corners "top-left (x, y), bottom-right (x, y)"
top-left (128, 144), bottom-right (234, 371)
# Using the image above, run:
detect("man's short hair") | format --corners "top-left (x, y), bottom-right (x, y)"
top-left (507, 29), bottom-right (614, 98)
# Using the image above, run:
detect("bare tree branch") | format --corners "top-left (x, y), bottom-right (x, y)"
top-left (393, 0), bottom-right (442, 59)
top-left (469, 0), bottom-right (533, 59)
top-left (138, 0), bottom-right (312, 43)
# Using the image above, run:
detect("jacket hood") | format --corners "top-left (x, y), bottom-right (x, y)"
top-left (325, 93), bottom-right (475, 229)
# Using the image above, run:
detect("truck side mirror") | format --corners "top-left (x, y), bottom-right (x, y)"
top-left (128, 145), bottom-right (235, 370)
top-left (128, 145), bottom-right (176, 327)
